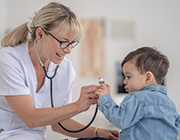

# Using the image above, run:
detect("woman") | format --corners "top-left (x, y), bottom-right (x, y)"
top-left (0, 2), bottom-right (119, 140)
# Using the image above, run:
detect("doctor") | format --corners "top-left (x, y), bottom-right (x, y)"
top-left (0, 2), bottom-right (119, 140)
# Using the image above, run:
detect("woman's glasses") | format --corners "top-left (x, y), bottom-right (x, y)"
top-left (39, 27), bottom-right (79, 49)
top-left (47, 32), bottom-right (79, 49)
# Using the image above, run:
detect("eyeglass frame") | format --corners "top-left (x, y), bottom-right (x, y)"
top-left (36, 27), bottom-right (79, 49)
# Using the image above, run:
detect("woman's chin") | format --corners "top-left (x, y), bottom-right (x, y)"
top-left (52, 59), bottom-right (63, 65)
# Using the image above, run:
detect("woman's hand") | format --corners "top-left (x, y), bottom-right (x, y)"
top-left (97, 128), bottom-right (119, 140)
top-left (76, 85), bottom-right (99, 112)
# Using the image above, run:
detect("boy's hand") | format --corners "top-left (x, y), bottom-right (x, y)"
top-left (96, 84), bottom-right (111, 97)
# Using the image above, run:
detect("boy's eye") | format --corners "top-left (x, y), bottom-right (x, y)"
top-left (126, 76), bottom-right (131, 79)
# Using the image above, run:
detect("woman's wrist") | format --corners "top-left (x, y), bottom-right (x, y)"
top-left (73, 102), bottom-right (84, 114)
top-left (94, 127), bottom-right (101, 137)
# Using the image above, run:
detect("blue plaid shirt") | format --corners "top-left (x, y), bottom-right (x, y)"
top-left (98, 85), bottom-right (180, 140)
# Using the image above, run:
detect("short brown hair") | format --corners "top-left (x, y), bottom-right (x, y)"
top-left (121, 47), bottom-right (169, 84)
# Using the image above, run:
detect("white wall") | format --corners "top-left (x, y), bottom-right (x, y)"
top-left (0, 0), bottom-right (7, 39)
top-left (1, 0), bottom-right (180, 139)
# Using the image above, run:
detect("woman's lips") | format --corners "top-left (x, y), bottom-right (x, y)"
top-left (56, 53), bottom-right (64, 60)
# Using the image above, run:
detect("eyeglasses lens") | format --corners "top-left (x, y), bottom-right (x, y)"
top-left (60, 41), bottom-right (79, 49)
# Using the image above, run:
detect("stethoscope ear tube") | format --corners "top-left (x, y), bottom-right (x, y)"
top-left (34, 37), bottom-right (98, 133)
top-left (42, 65), bottom-right (59, 79)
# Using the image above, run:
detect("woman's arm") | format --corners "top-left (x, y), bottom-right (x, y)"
top-left (5, 85), bottom-right (98, 128)
top-left (51, 119), bottom-right (119, 139)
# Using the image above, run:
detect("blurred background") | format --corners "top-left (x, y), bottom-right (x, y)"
top-left (1, 0), bottom-right (180, 139)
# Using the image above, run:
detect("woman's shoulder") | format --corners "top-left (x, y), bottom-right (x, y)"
top-left (0, 42), bottom-right (29, 67)
top-left (0, 47), bottom-right (18, 65)
top-left (0, 42), bottom-right (28, 59)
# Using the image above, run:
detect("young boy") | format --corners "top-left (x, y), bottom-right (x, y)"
top-left (96, 47), bottom-right (180, 140)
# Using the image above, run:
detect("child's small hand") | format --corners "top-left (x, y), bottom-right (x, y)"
top-left (96, 84), bottom-right (111, 97)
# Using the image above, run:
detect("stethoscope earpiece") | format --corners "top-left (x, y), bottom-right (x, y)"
top-left (36, 35), bottom-right (42, 39)
top-left (35, 35), bottom-right (42, 40)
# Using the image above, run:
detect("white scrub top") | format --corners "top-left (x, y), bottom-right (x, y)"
top-left (0, 41), bottom-right (76, 140)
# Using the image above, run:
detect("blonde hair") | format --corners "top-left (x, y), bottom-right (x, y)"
top-left (1, 2), bottom-right (82, 47)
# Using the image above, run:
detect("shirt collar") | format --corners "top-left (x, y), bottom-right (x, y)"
top-left (142, 85), bottom-right (167, 95)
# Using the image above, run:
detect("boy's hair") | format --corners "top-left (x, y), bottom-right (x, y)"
top-left (121, 47), bottom-right (169, 84)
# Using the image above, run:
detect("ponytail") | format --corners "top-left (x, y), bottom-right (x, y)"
top-left (1, 2), bottom-right (82, 47)
top-left (1, 22), bottom-right (28, 47)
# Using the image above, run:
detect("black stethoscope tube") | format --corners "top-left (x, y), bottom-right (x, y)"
top-left (43, 66), bottom-right (98, 133)
top-left (34, 37), bottom-right (98, 133)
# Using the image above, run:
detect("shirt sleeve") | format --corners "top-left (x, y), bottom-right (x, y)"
top-left (0, 52), bottom-right (29, 96)
top-left (98, 93), bottom-right (144, 129)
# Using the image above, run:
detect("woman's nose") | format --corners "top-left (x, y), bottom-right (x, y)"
top-left (63, 46), bottom-right (72, 54)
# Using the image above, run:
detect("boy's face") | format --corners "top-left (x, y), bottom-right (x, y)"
top-left (122, 61), bottom-right (147, 93)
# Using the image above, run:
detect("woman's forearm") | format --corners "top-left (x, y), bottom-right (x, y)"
top-left (28, 102), bottom-right (82, 128)
top-left (5, 95), bottom-right (82, 128)
top-left (6, 85), bottom-right (98, 128)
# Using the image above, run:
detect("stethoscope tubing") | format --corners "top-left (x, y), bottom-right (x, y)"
top-left (34, 37), bottom-right (98, 133)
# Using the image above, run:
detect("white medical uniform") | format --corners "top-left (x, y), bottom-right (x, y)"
top-left (0, 41), bottom-right (76, 140)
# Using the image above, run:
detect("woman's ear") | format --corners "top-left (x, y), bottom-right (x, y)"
top-left (35, 27), bottom-right (44, 38)
top-left (145, 71), bottom-right (154, 84)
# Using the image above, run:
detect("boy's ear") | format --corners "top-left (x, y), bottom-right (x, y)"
top-left (145, 71), bottom-right (153, 83)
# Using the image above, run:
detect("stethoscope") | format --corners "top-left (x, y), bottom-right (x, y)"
top-left (34, 36), bottom-right (98, 133)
